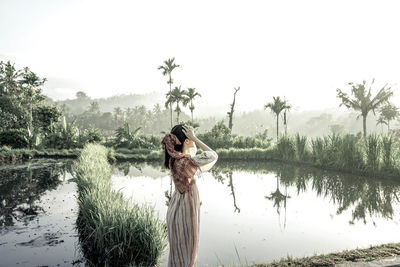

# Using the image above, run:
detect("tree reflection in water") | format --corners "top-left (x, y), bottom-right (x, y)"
top-left (212, 160), bottom-right (400, 225)
top-left (211, 168), bottom-right (240, 213)
top-left (0, 160), bottom-right (72, 229)
top-left (114, 160), bottom-right (400, 225)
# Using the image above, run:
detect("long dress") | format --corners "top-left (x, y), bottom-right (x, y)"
top-left (166, 150), bottom-right (218, 267)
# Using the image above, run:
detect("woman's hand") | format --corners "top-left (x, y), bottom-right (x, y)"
top-left (182, 125), bottom-right (197, 141)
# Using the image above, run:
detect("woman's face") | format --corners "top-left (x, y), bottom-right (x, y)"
top-left (183, 138), bottom-right (197, 156)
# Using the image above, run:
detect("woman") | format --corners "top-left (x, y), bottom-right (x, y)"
top-left (161, 124), bottom-right (218, 267)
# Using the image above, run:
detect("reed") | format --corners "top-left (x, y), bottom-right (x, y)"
top-left (381, 134), bottom-right (394, 170)
top-left (276, 135), bottom-right (296, 160)
top-left (337, 134), bottom-right (364, 170)
top-left (364, 134), bottom-right (381, 171)
top-left (74, 144), bottom-right (167, 266)
top-left (294, 133), bottom-right (308, 161)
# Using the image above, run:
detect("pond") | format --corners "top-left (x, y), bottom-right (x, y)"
top-left (1, 159), bottom-right (399, 266)
top-left (0, 159), bottom-right (84, 266)
top-left (112, 160), bottom-right (400, 266)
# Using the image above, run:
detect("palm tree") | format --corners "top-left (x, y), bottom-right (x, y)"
top-left (165, 86), bottom-right (189, 123)
top-left (264, 96), bottom-right (291, 141)
top-left (376, 117), bottom-right (387, 133)
top-left (184, 88), bottom-right (201, 123)
top-left (379, 102), bottom-right (399, 131)
top-left (336, 79), bottom-right (393, 137)
top-left (0, 61), bottom-right (22, 96)
top-left (265, 175), bottom-right (290, 230)
top-left (158, 58), bottom-right (180, 128)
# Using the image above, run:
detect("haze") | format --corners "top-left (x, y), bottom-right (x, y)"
top-left (1, 0), bottom-right (400, 116)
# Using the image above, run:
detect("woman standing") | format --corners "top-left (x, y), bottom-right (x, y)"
top-left (161, 124), bottom-right (218, 267)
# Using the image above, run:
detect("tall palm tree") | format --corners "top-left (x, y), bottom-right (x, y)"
top-left (165, 86), bottom-right (189, 124)
top-left (158, 58), bottom-right (180, 128)
top-left (264, 96), bottom-right (291, 141)
top-left (336, 79), bottom-right (393, 137)
top-left (184, 88), bottom-right (202, 123)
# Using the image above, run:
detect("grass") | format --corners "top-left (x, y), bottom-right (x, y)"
top-left (73, 144), bottom-right (167, 266)
top-left (2, 132), bottom-right (400, 180)
top-left (0, 146), bottom-right (80, 163)
top-left (252, 242), bottom-right (400, 267)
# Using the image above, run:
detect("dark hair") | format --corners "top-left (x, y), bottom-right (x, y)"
top-left (163, 124), bottom-right (187, 169)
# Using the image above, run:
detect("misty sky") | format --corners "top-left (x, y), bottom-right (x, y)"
top-left (1, 0), bottom-right (400, 113)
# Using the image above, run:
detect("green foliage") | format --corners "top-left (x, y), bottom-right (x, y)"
top-left (381, 134), bottom-right (394, 170)
top-left (77, 128), bottom-right (103, 148)
top-left (32, 105), bottom-right (62, 133)
top-left (0, 145), bottom-right (11, 152)
top-left (0, 129), bottom-right (29, 148)
top-left (295, 133), bottom-right (309, 161)
top-left (339, 134), bottom-right (364, 170)
top-left (45, 117), bottom-right (79, 149)
top-left (364, 134), bottom-right (381, 171)
top-left (276, 135), bottom-right (295, 160)
top-left (198, 121), bottom-right (272, 149)
top-left (75, 144), bottom-right (167, 266)
top-left (336, 79), bottom-right (394, 137)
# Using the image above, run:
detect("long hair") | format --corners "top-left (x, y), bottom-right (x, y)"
top-left (163, 124), bottom-right (187, 169)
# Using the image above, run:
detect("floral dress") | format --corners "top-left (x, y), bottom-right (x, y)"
top-left (161, 133), bottom-right (218, 267)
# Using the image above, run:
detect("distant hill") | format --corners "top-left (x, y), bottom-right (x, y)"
top-left (53, 91), bottom-right (230, 118)
top-left (54, 92), bottom-right (165, 115)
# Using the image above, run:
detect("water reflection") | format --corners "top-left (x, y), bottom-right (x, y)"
top-left (112, 160), bottom-right (400, 265)
top-left (211, 168), bottom-right (241, 213)
top-left (0, 159), bottom-right (83, 266)
top-left (0, 160), bottom-right (73, 229)
top-left (115, 160), bottom-right (400, 226)
top-left (212, 161), bottom-right (400, 225)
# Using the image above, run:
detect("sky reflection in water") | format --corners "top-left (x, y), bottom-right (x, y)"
top-left (112, 160), bottom-right (400, 266)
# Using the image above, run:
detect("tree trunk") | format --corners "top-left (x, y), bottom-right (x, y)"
top-left (176, 103), bottom-right (180, 123)
top-left (276, 114), bottom-right (279, 141)
top-left (191, 100), bottom-right (194, 123)
top-left (362, 114), bottom-right (367, 138)
top-left (169, 74), bottom-right (172, 128)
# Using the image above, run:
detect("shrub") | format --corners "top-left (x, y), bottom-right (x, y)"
top-left (0, 128), bottom-right (29, 148)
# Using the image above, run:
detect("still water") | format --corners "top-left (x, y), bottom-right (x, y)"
top-left (112, 161), bottom-right (400, 266)
top-left (0, 159), bottom-right (83, 266)
top-left (0, 159), bottom-right (399, 266)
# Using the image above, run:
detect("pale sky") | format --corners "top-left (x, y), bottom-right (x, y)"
top-left (1, 0), bottom-right (400, 113)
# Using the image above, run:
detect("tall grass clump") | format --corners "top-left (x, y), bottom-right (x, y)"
top-left (311, 137), bottom-right (327, 166)
top-left (276, 135), bottom-right (295, 160)
top-left (364, 134), bottom-right (381, 171)
top-left (338, 134), bottom-right (364, 170)
top-left (295, 133), bottom-right (308, 161)
top-left (74, 143), bottom-right (167, 266)
top-left (381, 134), bottom-right (394, 170)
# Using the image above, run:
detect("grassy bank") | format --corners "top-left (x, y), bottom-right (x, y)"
top-left (252, 242), bottom-right (400, 267)
top-left (73, 144), bottom-right (167, 266)
top-left (2, 133), bottom-right (400, 180)
top-left (0, 146), bottom-right (161, 163)
top-left (0, 146), bottom-right (80, 163)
